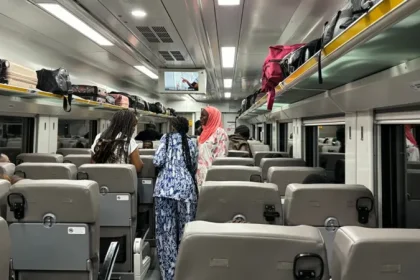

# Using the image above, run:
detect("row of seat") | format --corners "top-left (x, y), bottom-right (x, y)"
top-left (176, 221), bottom-right (420, 280)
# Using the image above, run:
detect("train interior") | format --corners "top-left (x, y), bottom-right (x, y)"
top-left (1, 0), bottom-right (420, 279)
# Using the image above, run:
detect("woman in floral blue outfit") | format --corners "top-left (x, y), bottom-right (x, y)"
top-left (153, 116), bottom-right (198, 280)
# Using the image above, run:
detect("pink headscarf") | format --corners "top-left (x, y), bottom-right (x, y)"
top-left (198, 106), bottom-right (222, 144)
top-left (405, 124), bottom-right (417, 146)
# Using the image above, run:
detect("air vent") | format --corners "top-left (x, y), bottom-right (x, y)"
top-left (159, 51), bottom-right (174, 61)
top-left (170, 51), bottom-right (185, 61)
top-left (136, 26), bottom-right (160, 43)
top-left (152, 26), bottom-right (173, 43)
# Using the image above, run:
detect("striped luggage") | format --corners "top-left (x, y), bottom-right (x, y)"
top-left (0, 60), bottom-right (37, 89)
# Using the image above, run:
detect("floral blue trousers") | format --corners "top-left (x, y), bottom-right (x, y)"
top-left (155, 197), bottom-right (197, 280)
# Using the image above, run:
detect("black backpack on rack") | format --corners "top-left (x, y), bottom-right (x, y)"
top-left (36, 68), bottom-right (73, 112)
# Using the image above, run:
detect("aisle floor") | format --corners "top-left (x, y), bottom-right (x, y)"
top-left (145, 249), bottom-right (161, 280)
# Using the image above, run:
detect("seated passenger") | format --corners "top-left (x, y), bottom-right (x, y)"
top-left (153, 116), bottom-right (198, 280)
top-left (135, 123), bottom-right (163, 142)
top-left (228, 125), bottom-right (252, 157)
top-left (0, 174), bottom-right (23, 184)
top-left (302, 173), bottom-right (331, 184)
top-left (0, 154), bottom-right (9, 163)
top-left (91, 110), bottom-right (143, 172)
top-left (406, 124), bottom-right (419, 161)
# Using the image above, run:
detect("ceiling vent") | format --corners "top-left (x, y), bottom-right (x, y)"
top-left (170, 51), bottom-right (185, 61)
top-left (152, 26), bottom-right (173, 43)
top-left (159, 51), bottom-right (174, 61)
top-left (136, 26), bottom-right (160, 43)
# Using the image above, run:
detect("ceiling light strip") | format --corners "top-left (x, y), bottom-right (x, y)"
top-left (134, 66), bottom-right (158, 79)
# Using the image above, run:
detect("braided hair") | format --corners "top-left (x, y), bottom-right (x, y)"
top-left (92, 110), bottom-right (137, 164)
top-left (165, 116), bottom-right (198, 195)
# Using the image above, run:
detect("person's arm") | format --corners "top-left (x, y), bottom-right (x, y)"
top-left (153, 134), bottom-right (167, 168)
top-left (213, 130), bottom-right (229, 158)
top-left (130, 149), bottom-right (143, 172)
top-left (182, 78), bottom-right (192, 87)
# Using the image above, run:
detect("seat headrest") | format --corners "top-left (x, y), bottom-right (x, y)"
top-left (139, 155), bottom-right (156, 177)
top-left (260, 158), bottom-right (306, 180)
top-left (212, 157), bottom-right (254, 166)
top-left (78, 164), bottom-right (137, 193)
top-left (227, 150), bottom-right (250, 157)
top-left (249, 144), bottom-right (270, 156)
top-left (332, 227), bottom-right (420, 280)
top-left (254, 152), bottom-right (289, 166)
top-left (284, 184), bottom-right (377, 227)
top-left (0, 180), bottom-right (11, 219)
top-left (197, 181), bottom-right (282, 224)
top-left (139, 149), bottom-right (156, 156)
top-left (7, 180), bottom-right (99, 223)
top-left (15, 163), bottom-right (77, 180)
top-left (16, 153), bottom-right (64, 164)
top-left (176, 221), bottom-right (329, 280)
top-left (63, 154), bottom-right (91, 167)
top-left (0, 216), bottom-right (10, 278)
top-left (267, 167), bottom-right (325, 196)
top-left (205, 166), bottom-right (262, 182)
top-left (0, 162), bottom-right (15, 177)
top-left (57, 148), bottom-right (91, 156)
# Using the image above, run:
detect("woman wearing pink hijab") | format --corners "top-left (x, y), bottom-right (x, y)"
top-left (405, 124), bottom-right (419, 161)
top-left (196, 106), bottom-right (228, 187)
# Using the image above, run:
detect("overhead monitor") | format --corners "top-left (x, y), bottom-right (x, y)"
top-left (158, 69), bottom-right (207, 95)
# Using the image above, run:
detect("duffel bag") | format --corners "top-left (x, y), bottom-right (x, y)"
top-left (71, 85), bottom-right (108, 101)
top-left (36, 68), bottom-right (72, 112)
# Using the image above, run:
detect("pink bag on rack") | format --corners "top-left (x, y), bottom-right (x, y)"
top-left (110, 94), bottom-right (129, 108)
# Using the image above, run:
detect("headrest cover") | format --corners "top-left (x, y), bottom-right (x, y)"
top-left (197, 181), bottom-right (282, 224)
top-left (7, 180), bottom-right (99, 223)
top-left (0, 162), bottom-right (15, 177)
top-left (16, 153), bottom-right (64, 163)
top-left (212, 157), bottom-right (254, 166)
top-left (332, 227), bottom-right (420, 280)
top-left (139, 155), bottom-right (156, 177)
top-left (267, 167), bottom-right (325, 195)
top-left (78, 164), bottom-right (137, 193)
top-left (15, 163), bottom-right (77, 180)
top-left (205, 166), bottom-right (262, 182)
top-left (57, 148), bottom-right (91, 156)
top-left (284, 184), bottom-right (376, 227)
top-left (176, 221), bottom-right (329, 280)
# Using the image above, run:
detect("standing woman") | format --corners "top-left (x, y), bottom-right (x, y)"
top-left (196, 106), bottom-right (229, 187)
top-left (91, 110), bottom-right (143, 172)
top-left (153, 116), bottom-right (198, 280)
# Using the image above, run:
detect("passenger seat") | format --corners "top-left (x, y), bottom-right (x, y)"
top-left (0, 162), bottom-right (15, 177)
top-left (212, 157), bottom-right (254, 166)
top-left (0, 180), bottom-right (10, 219)
top-left (260, 158), bottom-right (306, 181)
top-left (332, 226), bottom-right (420, 279)
top-left (15, 163), bottom-right (77, 179)
top-left (284, 183), bottom-right (376, 267)
top-left (249, 144), bottom-right (270, 157)
top-left (16, 153), bottom-right (63, 164)
top-left (175, 221), bottom-right (329, 280)
top-left (205, 166), bottom-right (262, 183)
top-left (139, 149), bottom-right (156, 156)
top-left (64, 154), bottom-right (91, 168)
top-left (7, 180), bottom-right (102, 279)
top-left (227, 150), bottom-right (249, 157)
top-left (57, 148), bottom-right (91, 156)
top-left (0, 217), bottom-right (10, 280)
top-left (196, 181), bottom-right (282, 224)
top-left (254, 151), bottom-right (289, 167)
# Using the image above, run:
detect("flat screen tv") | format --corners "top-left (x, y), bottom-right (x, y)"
top-left (158, 69), bottom-right (207, 95)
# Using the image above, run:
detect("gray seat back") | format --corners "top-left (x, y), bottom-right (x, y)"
top-left (267, 167), bottom-right (326, 197)
top-left (284, 183), bottom-right (377, 268)
top-left (197, 181), bottom-right (282, 224)
top-left (7, 180), bottom-right (100, 279)
top-left (212, 157), bottom-right (254, 166)
top-left (15, 163), bottom-right (77, 180)
top-left (205, 166), bottom-right (262, 183)
top-left (77, 164), bottom-right (137, 272)
top-left (0, 180), bottom-right (11, 219)
top-left (16, 153), bottom-right (63, 164)
top-left (139, 149), bottom-right (156, 156)
top-left (260, 158), bottom-right (306, 181)
top-left (228, 150), bottom-right (250, 157)
top-left (138, 155), bottom-right (156, 204)
top-left (63, 154), bottom-right (91, 168)
top-left (57, 148), bottom-right (91, 156)
top-left (0, 162), bottom-right (15, 177)
top-left (407, 161), bottom-right (420, 170)
top-left (332, 227), bottom-right (420, 280)
top-left (176, 222), bottom-right (329, 280)
top-left (0, 217), bottom-right (10, 280)
top-left (254, 152), bottom-right (289, 167)
top-left (249, 144), bottom-right (270, 157)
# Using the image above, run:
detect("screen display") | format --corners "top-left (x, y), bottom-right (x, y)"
top-left (164, 72), bottom-right (199, 91)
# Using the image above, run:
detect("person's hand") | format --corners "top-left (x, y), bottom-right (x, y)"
top-left (182, 78), bottom-right (188, 83)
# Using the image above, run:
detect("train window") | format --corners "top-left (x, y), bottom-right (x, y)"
top-left (278, 123), bottom-right (287, 152)
top-left (58, 120), bottom-right (96, 149)
top-left (0, 116), bottom-right (34, 164)
top-left (381, 124), bottom-right (420, 229)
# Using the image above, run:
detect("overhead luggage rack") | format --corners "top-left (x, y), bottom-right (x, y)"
top-left (0, 83), bottom-right (174, 119)
top-left (238, 0), bottom-right (420, 120)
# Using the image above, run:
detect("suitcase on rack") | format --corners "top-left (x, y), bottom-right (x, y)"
top-left (71, 85), bottom-right (108, 102)
top-left (0, 60), bottom-right (37, 89)
top-left (110, 93), bottom-right (129, 108)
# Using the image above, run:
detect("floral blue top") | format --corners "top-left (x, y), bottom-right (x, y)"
top-left (153, 133), bottom-right (198, 203)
